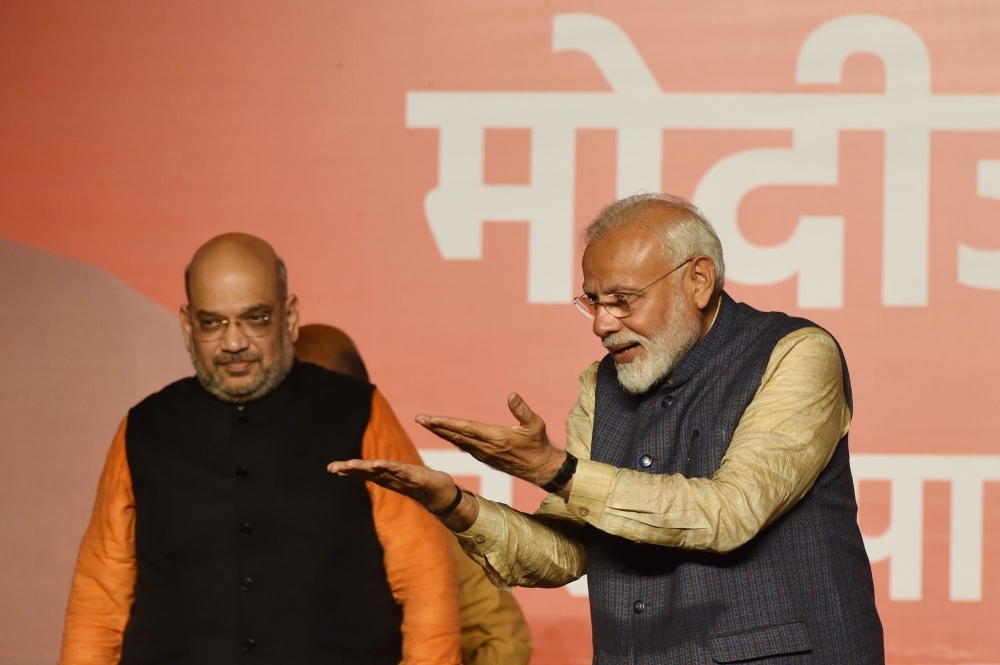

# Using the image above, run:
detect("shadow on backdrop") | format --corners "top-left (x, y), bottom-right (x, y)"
top-left (0, 239), bottom-right (191, 664)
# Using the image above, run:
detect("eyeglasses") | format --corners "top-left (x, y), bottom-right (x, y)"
top-left (573, 259), bottom-right (692, 320)
top-left (192, 311), bottom-right (276, 341)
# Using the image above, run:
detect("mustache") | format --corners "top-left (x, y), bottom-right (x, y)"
top-left (213, 351), bottom-right (263, 366)
top-left (603, 332), bottom-right (646, 349)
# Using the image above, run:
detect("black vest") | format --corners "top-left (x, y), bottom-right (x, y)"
top-left (121, 361), bottom-right (403, 665)
top-left (587, 293), bottom-right (883, 664)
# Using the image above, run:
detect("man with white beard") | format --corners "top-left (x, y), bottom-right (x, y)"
top-left (330, 194), bottom-right (884, 664)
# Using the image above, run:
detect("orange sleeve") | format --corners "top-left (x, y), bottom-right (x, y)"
top-left (362, 390), bottom-right (462, 665)
top-left (59, 417), bottom-right (137, 665)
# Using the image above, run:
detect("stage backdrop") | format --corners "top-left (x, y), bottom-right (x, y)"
top-left (2, 2), bottom-right (999, 663)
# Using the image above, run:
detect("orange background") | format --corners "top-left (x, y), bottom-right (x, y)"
top-left (2, 2), bottom-right (999, 663)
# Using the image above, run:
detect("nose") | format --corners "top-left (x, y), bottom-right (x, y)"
top-left (220, 320), bottom-right (250, 353)
top-left (592, 305), bottom-right (622, 339)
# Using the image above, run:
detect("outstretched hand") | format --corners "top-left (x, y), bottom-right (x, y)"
top-left (415, 393), bottom-right (568, 488)
top-left (327, 458), bottom-right (479, 531)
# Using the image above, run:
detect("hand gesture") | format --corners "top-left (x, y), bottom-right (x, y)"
top-left (416, 393), bottom-right (567, 487)
top-left (327, 458), bottom-right (479, 531)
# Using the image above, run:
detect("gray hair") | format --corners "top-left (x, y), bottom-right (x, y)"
top-left (583, 193), bottom-right (725, 293)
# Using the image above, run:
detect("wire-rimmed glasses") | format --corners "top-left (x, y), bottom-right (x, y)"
top-left (573, 259), bottom-right (692, 319)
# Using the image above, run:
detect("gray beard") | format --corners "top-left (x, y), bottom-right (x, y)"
top-left (190, 337), bottom-right (295, 403)
top-left (605, 302), bottom-right (702, 395)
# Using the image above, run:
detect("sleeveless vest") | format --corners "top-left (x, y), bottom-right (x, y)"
top-left (120, 361), bottom-right (402, 665)
top-left (587, 292), bottom-right (883, 664)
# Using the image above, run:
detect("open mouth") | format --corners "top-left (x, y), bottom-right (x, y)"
top-left (606, 340), bottom-right (642, 363)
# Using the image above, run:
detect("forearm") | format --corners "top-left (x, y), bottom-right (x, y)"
top-left (60, 565), bottom-right (134, 665)
top-left (565, 455), bottom-right (804, 553)
top-left (59, 419), bottom-right (136, 665)
top-left (454, 496), bottom-right (586, 590)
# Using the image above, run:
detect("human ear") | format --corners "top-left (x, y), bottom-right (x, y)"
top-left (689, 256), bottom-right (717, 310)
top-left (179, 305), bottom-right (194, 351)
top-left (284, 294), bottom-right (300, 343)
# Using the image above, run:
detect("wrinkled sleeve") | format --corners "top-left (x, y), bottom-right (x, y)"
top-left (450, 536), bottom-right (532, 665)
top-left (452, 363), bottom-right (600, 590)
top-left (59, 418), bottom-right (136, 665)
top-left (362, 389), bottom-right (462, 665)
top-left (565, 327), bottom-right (852, 553)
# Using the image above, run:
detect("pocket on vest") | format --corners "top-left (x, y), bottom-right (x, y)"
top-left (708, 621), bottom-right (811, 663)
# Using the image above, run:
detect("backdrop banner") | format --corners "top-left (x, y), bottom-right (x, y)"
top-left (2, 2), bottom-right (999, 663)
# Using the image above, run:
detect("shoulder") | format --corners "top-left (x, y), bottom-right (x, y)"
top-left (295, 360), bottom-right (374, 395)
top-left (761, 326), bottom-right (845, 389)
top-left (128, 375), bottom-right (200, 416)
top-left (729, 297), bottom-right (840, 360)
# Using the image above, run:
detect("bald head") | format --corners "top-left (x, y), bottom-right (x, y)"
top-left (295, 324), bottom-right (370, 383)
top-left (180, 233), bottom-right (299, 403)
top-left (185, 233), bottom-right (288, 305)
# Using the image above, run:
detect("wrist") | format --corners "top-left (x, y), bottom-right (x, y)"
top-left (541, 450), bottom-right (578, 493)
top-left (439, 491), bottom-right (479, 532)
top-left (429, 485), bottom-right (464, 516)
top-left (535, 447), bottom-right (568, 486)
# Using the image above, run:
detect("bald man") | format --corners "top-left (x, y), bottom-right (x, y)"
top-left (295, 324), bottom-right (532, 665)
top-left (60, 235), bottom-right (461, 665)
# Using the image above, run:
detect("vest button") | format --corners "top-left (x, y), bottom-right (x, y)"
top-left (237, 414), bottom-right (249, 426)
top-left (638, 454), bottom-right (652, 468)
top-left (474, 535), bottom-right (486, 544)
top-left (633, 600), bottom-right (645, 614)
top-left (235, 467), bottom-right (249, 479)
top-left (661, 396), bottom-right (673, 407)
top-left (691, 428), bottom-right (700, 439)
top-left (240, 523), bottom-right (254, 536)
top-left (241, 577), bottom-right (254, 591)
top-left (242, 638), bottom-right (256, 652)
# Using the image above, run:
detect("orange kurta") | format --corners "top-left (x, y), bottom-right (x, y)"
top-left (59, 389), bottom-right (461, 665)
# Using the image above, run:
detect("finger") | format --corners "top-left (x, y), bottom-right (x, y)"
top-left (425, 417), bottom-right (513, 445)
top-left (423, 425), bottom-right (496, 454)
top-left (327, 458), bottom-right (403, 477)
top-left (506, 393), bottom-right (540, 428)
top-left (327, 459), bottom-right (373, 474)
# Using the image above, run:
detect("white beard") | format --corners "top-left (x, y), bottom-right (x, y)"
top-left (604, 298), bottom-right (702, 395)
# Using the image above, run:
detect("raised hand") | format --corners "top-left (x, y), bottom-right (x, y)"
top-left (415, 393), bottom-right (568, 488)
top-left (327, 458), bottom-right (479, 531)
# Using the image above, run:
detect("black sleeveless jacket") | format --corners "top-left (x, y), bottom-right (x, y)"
top-left (586, 293), bottom-right (883, 664)
top-left (120, 361), bottom-right (402, 665)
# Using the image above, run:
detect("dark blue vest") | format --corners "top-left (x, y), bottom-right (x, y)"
top-left (121, 361), bottom-right (403, 665)
top-left (587, 293), bottom-right (883, 664)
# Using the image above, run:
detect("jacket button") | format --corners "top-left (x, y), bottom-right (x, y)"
top-left (235, 467), bottom-right (249, 479)
top-left (237, 414), bottom-right (249, 426)
top-left (242, 637), bottom-right (256, 652)
top-left (579, 508), bottom-right (589, 517)
top-left (241, 577), bottom-right (254, 591)
top-left (240, 523), bottom-right (254, 536)
top-left (638, 454), bottom-right (652, 468)
top-left (661, 396), bottom-right (673, 407)
top-left (474, 535), bottom-right (486, 544)
top-left (633, 600), bottom-right (645, 614)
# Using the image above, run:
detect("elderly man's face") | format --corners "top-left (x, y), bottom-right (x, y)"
top-left (582, 222), bottom-right (703, 394)
top-left (180, 245), bottom-right (298, 403)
